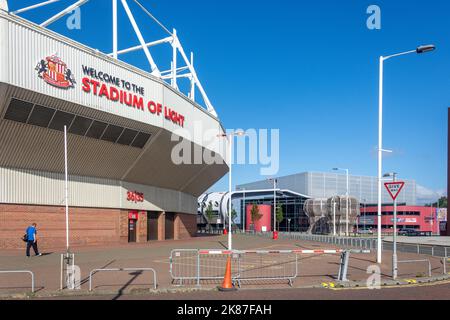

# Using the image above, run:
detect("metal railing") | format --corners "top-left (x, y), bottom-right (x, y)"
top-left (443, 257), bottom-right (450, 275)
top-left (88, 268), bottom-right (157, 291)
top-left (0, 270), bottom-right (35, 293)
top-left (382, 241), bottom-right (450, 258)
top-left (397, 259), bottom-right (432, 278)
top-left (234, 250), bottom-right (298, 287)
top-left (245, 232), bottom-right (378, 251)
top-left (170, 248), bottom-right (366, 287)
top-left (245, 232), bottom-right (450, 259)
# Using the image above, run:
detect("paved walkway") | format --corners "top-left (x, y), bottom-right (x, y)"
top-left (0, 234), bottom-right (448, 298)
top-left (384, 236), bottom-right (450, 247)
top-left (40, 281), bottom-right (450, 300)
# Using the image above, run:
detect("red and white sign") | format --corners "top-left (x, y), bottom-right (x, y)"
top-left (127, 191), bottom-right (144, 203)
top-left (384, 182), bottom-right (405, 201)
top-left (128, 211), bottom-right (139, 220)
top-left (36, 55), bottom-right (75, 89)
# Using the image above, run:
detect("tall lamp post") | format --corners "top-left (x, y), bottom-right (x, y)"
top-left (218, 131), bottom-right (245, 250)
top-left (268, 178), bottom-right (278, 236)
top-left (333, 168), bottom-right (349, 236)
top-left (384, 172), bottom-right (398, 280)
top-left (377, 44), bottom-right (436, 263)
top-left (362, 199), bottom-right (367, 232)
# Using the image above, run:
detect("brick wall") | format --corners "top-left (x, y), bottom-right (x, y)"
top-left (0, 204), bottom-right (198, 249)
top-left (158, 212), bottom-right (165, 241)
top-left (0, 204), bottom-right (122, 249)
top-left (119, 210), bottom-right (129, 243)
top-left (137, 211), bottom-right (147, 243)
top-left (174, 213), bottom-right (197, 240)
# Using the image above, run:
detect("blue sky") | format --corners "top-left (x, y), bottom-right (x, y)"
top-left (9, 0), bottom-right (450, 202)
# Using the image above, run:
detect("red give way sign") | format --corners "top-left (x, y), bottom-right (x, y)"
top-left (384, 182), bottom-right (405, 201)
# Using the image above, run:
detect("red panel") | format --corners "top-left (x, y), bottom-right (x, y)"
top-left (128, 211), bottom-right (139, 220)
top-left (359, 206), bottom-right (439, 233)
top-left (246, 205), bottom-right (272, 232)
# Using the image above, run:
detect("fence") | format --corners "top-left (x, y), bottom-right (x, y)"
top-left (88, 268), bottom-right (157, 291)
top-left (443, 258), bottom-right (450, 275)
top-left (382, 242), bottom-right (450, 258)
top-left (170, 249), bottom-right (365, 287)
top-left (397, 259), bottom-right (432, 278)
top-left (247, 232), bottom-right (450, 259)
top-left (0, 270), bottom-right (35, 293)
top-left (252, 232), bottom-right (378, 251)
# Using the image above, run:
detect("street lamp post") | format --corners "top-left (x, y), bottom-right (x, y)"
top-left (332, 197), bottom-right (337, 236)
top-left (242, 188), bottom-right (246, 232)
top-left (268, 178), bottom-right (278, 236)
top-left (218, 131), bottom-right (245, 250)
top-left (384, 172), bottom-right (398, 280)
top-left (377, 44), bottom-right (435, 264)
top-left (362, 199), bottom-right (367, 232)
top-left (333, 168), bottom-right (349, 236)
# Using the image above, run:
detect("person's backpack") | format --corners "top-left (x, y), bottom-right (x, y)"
top-left (22, 233), bottom-right (28, 242)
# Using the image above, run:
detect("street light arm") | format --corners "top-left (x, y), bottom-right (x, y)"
top-left (382, 50), bottom-right (418, 61)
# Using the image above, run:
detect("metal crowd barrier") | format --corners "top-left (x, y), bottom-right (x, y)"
top-left (442, 257), bottom-right (450, 275)
top-left (88, 268), bottom-right (157, 291)
top-left (397, 259), bottom-right (432, 278)
top-left (264, 232), bottom-right (378, 251)
top-left (234, 250), bottom-right (298, 287)
top-left (0, 270), bottom-right (35, 293)
top-left (170, 249), bottom-right (240, 286)
top-left (170, 248), bottom-right (369, 287)
top-left (250, 232), bottom-right (450, 259)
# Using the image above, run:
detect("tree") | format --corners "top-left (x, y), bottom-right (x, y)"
top-left (250, 204), bottom-right (262, 231)
top-left (425, 197), bottom-right (447, 208)
top-left (276, 205), bottom-right (284, 230)
top-left (228, 206), bottom-right (238, 232)
top-left (205, 201), bottom-right (215, 232)
top-left (231, 207), bottom-right (237, 224)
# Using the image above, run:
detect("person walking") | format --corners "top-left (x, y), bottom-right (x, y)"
top-left (25, 223), bottom-right (42, 257)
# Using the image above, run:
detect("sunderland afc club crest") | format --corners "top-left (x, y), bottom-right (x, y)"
top-left (35, 55), bottom-right (75, 89)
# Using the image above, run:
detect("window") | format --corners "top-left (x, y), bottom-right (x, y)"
top-left (131, 132), bottom-right (151, 148)
top-left (86, 121), bottom-right (108, 139)
top-left (117, 129), bottom-right (139, 146)
top-left (27, 105), bottom-right (55, 128)
top-left (3, 97), bottom-right (152, 149)
top-left (48, 111), bottom-right (75, 131)
top-left (101, 125), bottom-right (124, 143)
top-left (69, 116), bottom-right (93, 136)
top-left (4, 99), bottom-right (34, 123)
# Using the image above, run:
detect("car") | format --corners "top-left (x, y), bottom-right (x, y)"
top-left (358, 228), bottom-right (374, 235)
top-left (397, 228), bottom-right (422, 236)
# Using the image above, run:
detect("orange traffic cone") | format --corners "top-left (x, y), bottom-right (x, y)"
top-left (218, 256), bottom-right (237, 292)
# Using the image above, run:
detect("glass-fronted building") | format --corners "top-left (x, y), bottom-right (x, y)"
top-left (237, 172), bottom-right (417, 206)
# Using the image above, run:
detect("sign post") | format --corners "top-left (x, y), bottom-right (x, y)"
top-left (384, 180), bottom-right (405, 280)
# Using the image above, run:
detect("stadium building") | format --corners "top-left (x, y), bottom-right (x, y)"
top-left (0, 2), bottom-right (227, 249)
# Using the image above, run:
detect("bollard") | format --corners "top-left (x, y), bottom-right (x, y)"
top-left (273, 231), bottom-right (279, 240)
top-left (337, 251), bottom-right (350, 282)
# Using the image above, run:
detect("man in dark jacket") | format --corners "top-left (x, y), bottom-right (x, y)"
top-left (25, 223), bottom-right (42, 257)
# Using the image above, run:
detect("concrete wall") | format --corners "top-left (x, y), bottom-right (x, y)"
top-left (0, 167), bottom-right (197, 215)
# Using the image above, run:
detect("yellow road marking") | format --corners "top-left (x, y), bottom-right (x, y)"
top-left (328, 279), bottom-right (450, 291)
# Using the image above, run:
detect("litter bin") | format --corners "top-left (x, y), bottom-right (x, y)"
top-left (273, 231), bottom-right (278, 240)
top-left (223, 228), bottom-right (228, 235)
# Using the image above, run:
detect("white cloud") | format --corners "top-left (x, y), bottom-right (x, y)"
top-left (416, 185), bottom-right (446, 205)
